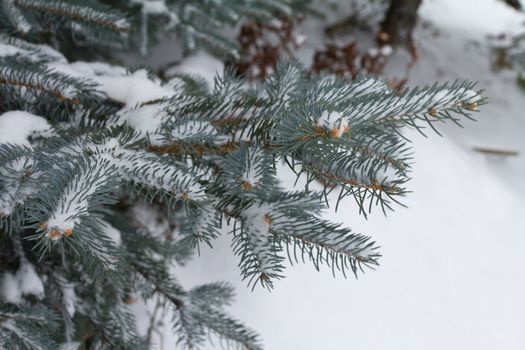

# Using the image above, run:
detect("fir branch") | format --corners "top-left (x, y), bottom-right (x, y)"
top-left (272, 217), bottom-right (380, 276)
top-left (0, 304), bottom-right (60, 350)
top-left (232, 213), bottom-right (285, 289)
top-left (193, 309), bottom-right (263, 350)
top-left (0, 34), bottom-right (67, 63)
top-left (83, 303), bottom-right (145, 349)
top-left (0, 0), bottom-right (32, 34)
top-left (0, 13), bottom-right (488, 347)
top-left (0, 58), bottom-right (100, 109)
top-left (218, 143), bottom-right (279, 200)
top-left (35, 157), bottom-right (117, 239)
top-left (176, 204), bottom-right (221, 250)
top-left (189, 282), bottom-right (235, 308)
top-left (14, 0), bottom-right (130, 33)
top-left (0, 151), bottom-right (38, 217)
top-left (112, 148), bottom-right (206, 202)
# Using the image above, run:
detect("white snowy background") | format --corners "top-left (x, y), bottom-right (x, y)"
top-left (145, 0), bottom-right (525, 349)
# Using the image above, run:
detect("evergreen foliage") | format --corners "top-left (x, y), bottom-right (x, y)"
top-left (0, 0), bottom-right (485, 349)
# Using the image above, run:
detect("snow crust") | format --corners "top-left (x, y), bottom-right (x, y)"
top-left (241, 203), bottom-right (274, 274)
top-left (0, 111), bottom-right (52, 147)
top-left (167, 51), bottom-right (224, 85)
top-left (132, 0), bottom-right (169, 14)
top-left (62, 283), bottom-right (77, 317)
top-left (96, 69), bottom-right (175, 145)
top-left (241, 203), bottom-right (273, 237)
top-left (45, 61), bottom-right (177, 144)
top-left (97, 69), bottom-right (173, 105)
top-left (420, 0), bottom-right (525, 38)
top-left (0, 262), bottom-right (44, 304)
top-left (0, 42), bottom-right (25, 57)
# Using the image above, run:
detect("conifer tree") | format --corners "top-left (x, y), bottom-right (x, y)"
top-left (0, 1), bottom-right (484, 349)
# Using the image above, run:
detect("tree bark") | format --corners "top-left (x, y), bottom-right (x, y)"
top-left (380, 0), bottom-right (422, 48)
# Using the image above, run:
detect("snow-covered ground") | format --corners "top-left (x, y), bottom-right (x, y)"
top-left (163, 0), bottom-right (525, 349)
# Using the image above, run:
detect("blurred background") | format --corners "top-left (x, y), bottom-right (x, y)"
top-left (132, 0), bottom-right (525, 348)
